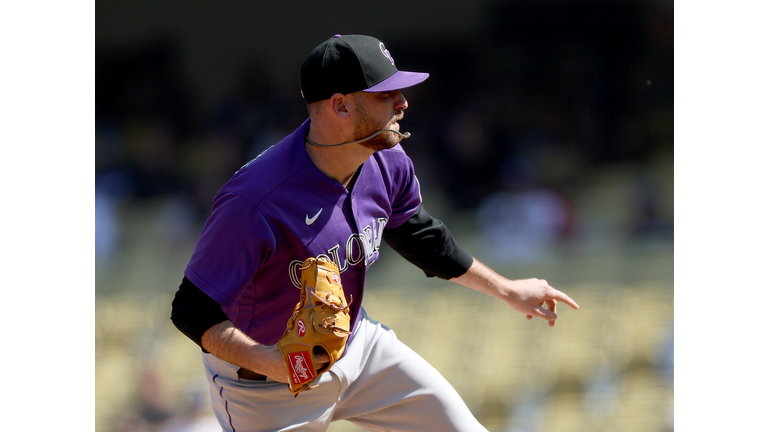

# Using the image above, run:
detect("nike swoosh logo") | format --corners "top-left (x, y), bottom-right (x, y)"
top-left (305, 208), bottom-right (322, 225)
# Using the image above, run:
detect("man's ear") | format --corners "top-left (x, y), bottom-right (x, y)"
top-left (330, 93), bottom-right (351, 119)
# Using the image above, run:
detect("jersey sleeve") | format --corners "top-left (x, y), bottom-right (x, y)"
top-left (184, 192), bottom-right (276, 309)
top-left (383, 205), bottom-right (474, 279)
top-left (385, 147), bottom-right (423, 229)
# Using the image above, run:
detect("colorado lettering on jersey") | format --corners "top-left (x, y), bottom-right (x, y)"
top-left (288, 217), bottom-right (388, 288)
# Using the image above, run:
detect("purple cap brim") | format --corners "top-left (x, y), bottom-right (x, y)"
top-left (364, 70), bottom-right (430, 93)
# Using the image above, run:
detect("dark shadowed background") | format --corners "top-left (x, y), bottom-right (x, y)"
top-left (95, 1), bottom-right (674, 431)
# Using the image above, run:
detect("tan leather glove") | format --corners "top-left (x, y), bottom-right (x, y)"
top-left (277, 256), bottom-right (352, 396)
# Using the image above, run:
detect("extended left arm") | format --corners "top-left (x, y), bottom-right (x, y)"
top-left (450, 258), bottom-right (579, 326)
top-left (384, 205), bottom-right (578, 326)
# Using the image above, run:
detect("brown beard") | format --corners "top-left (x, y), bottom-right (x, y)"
top-left (353, 103), bottom-right (405, 152)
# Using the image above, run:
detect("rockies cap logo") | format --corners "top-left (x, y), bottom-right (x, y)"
top-left (379, 42), bottom-right (395, 65)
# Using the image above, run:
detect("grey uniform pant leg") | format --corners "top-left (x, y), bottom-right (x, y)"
top-left (202, 309), bottom-right (487, 432)
top-left (331, 312), bottom-right (487, 432)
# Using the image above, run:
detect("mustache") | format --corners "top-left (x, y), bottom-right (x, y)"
top-left (393, 111), bottom-right (405, 122)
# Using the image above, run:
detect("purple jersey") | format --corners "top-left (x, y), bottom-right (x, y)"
top-left (184, 119), bottom-right (422, 345)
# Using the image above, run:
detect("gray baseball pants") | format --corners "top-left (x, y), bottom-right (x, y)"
top-left (202, 308), bottom-right (488, 432)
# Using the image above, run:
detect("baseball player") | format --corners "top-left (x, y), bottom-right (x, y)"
top-left (171, 34), bottom-right (579, 432)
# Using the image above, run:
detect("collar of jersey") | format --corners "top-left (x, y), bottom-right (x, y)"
top-left (296, 119), bottom-right (363, 207)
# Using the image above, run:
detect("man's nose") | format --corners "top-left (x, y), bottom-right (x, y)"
top-left (393, 91), bottom-right (408, 110)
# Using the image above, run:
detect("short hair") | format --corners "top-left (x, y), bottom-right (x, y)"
top-left (307, 100), bottom-right (323, 118)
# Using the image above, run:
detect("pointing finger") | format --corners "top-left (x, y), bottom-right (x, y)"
top-left (550, 290), bottom-right (579, 310)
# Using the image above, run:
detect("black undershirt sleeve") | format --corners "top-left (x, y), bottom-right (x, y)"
top-left (382, 205), bottom-right (474, 279)
top-left (170, 276), bottom-right (230, 351)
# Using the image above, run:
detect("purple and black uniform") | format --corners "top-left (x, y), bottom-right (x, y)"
top-left (184, 119), bottom-right (421, 346)
top-left (170, 34), bottom-right (488, 431)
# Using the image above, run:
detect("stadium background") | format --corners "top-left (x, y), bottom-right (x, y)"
top-left (95, 1), bottom-right (674, 431)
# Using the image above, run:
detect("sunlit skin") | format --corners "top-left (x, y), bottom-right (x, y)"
top-left (351, 90), bottom-right (408, 152)
top-left (302, 90), bottom-right (410, 189)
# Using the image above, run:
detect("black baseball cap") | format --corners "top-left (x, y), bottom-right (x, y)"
top-left (300, 34), bottom-right (429, 103)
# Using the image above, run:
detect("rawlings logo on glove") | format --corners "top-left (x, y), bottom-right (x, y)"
top-left (277, 256), bottom-right (352, 396)
top-left (287, 352), bottom-right (314, 384)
